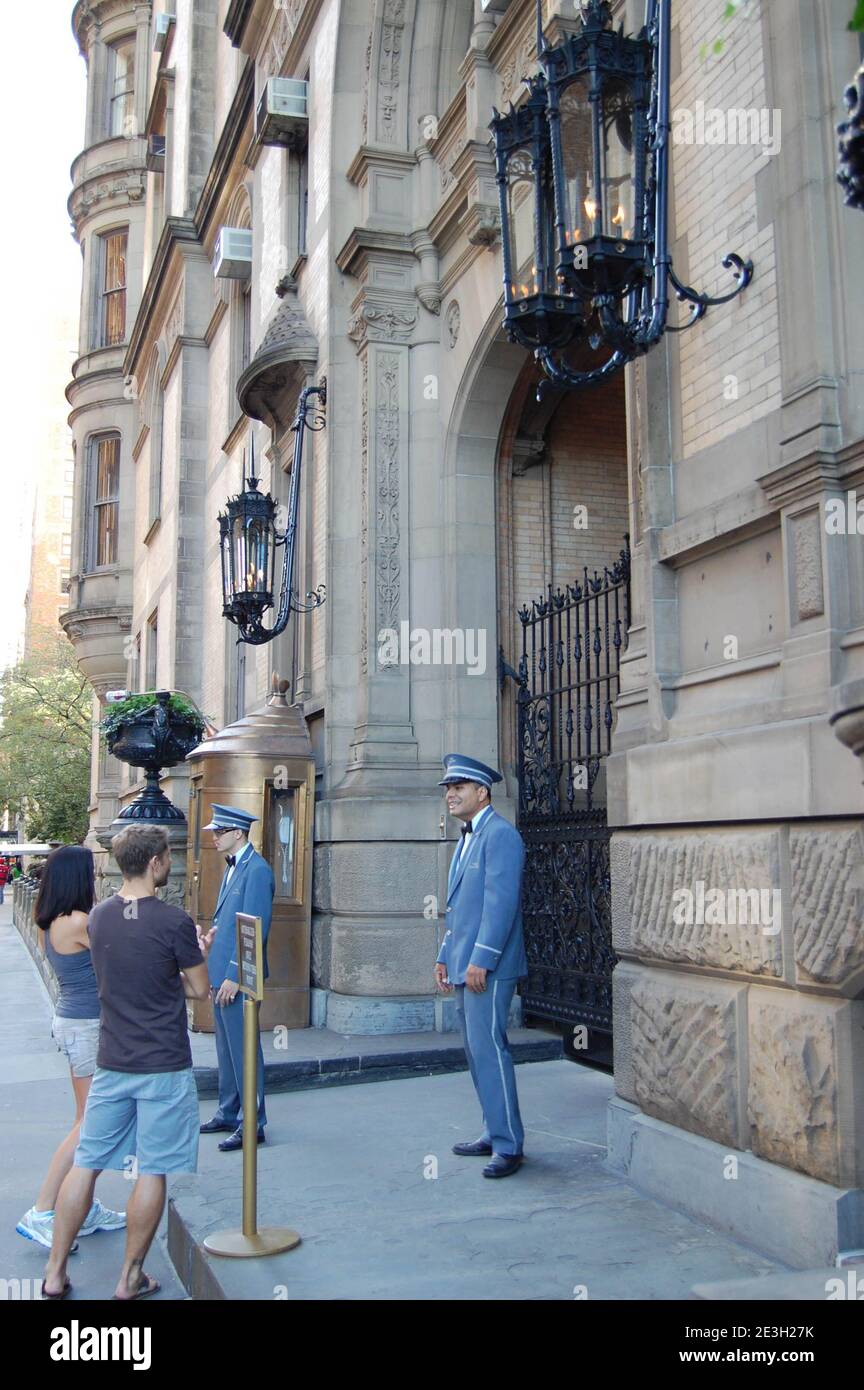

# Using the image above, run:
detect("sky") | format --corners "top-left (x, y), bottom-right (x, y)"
top-left (0, 2), bottom-right (87, 670)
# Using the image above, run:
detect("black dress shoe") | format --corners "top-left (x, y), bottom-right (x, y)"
top-left (200, 1117), bottom-right (237, 1134)
top-left (218, 1128), bottom-right (266, 1152)
top-left (452, 1139), bottom-right (494, 1157)
top-left (482, 1153), bottom-right (523, 1179)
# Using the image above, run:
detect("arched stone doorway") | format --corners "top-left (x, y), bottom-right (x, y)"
top-left (496, 359), bottom-right (629, 1067)
top-left (445, 311), bottom-right (631, 1066)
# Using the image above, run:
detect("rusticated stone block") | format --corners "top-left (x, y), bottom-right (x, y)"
top-left (789, 825), bottom-right (864, 989)
top-left (624, 830), bottom-right (783, 975)
top-left (630, 971), bottom-right (744, 1147)
top-left (611, 959), bottom-right (638, 1103)
top-left (748, 989), bottom-right (848, 1185)
top-left (321, 842), bottom-right (438, 915)
top-left (329, 919), bottom-right (437, 996)
top-left (610, 833), bottom-right (634, 955)
top-left (310, 912), bottom-right (332, 991)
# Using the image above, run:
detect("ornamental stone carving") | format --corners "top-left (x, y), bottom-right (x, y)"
top-left (789, 825), bottom-right (864, 987)
top-left (416, 283), bottom-right (441, 315)
top-left (614, 830), bottom-right (784, 976)
top-left (360, 352), bottom-right (369, 674)
top-left (445, 299), bottom-right (460, 349)
top-left (375, 353), bottom-right (401, 638)
top-left (377, 0), bottom-right (406, 145)
top-left (260, 0), bottom-right (305, 83)
top-left (347, 301), bottom-right (417, 349)
top-left (630, 972), bottom-right (743, 1148)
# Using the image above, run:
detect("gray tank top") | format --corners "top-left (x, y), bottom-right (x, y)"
top-left (45, 933), bottom-right (100, 1019)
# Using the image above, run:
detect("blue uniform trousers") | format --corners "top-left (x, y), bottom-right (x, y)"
top-left (455, 977), bottom-right (524, 1157)
top-left (212, 993), bottom-right (267, 1131)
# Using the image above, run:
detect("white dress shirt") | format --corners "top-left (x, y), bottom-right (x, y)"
top-left (224, 838), bottom-right (252, 888)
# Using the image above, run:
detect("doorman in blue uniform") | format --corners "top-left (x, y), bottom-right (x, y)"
top-left (435, 754), bottom-right (528, 1178)
top-left (198, 804), bottom-right (275, 1152)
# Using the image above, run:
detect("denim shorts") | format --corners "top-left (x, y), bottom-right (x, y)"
top-left (74, 1066), bottom-right (200, 1176)
top-left (51, 1015), bottom-right (100, 1079)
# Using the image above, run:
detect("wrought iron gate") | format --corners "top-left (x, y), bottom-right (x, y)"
top-left (506, 541), bottom-right (630, 1063)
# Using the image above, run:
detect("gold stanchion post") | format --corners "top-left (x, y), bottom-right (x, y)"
top-left (203, 914), bottom-right (301, 1259)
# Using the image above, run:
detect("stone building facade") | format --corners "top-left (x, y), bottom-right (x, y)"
top-left (61, 0), bottom-right (864, 1264)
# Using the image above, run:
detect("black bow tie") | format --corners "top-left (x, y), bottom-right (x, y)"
top-left (226, 855), bottom-right (236, 867)
top-left (461, 823), bottom-right (473, 837)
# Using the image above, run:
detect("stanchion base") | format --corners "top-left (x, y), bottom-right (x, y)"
top-left (203, 1227), bottom-right (302, 1258)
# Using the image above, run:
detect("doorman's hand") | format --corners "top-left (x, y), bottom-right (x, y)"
top-left (215, 979), bottom-right (240, 1006)
top-left (434, 963), bottom-right (453, 993)
top-left (465, 965), bottom-right (487, 994)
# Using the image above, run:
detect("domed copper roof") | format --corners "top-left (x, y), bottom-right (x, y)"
top-left (186, 676), bottom-right (312, 763)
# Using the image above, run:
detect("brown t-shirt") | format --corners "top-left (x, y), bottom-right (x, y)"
top-left (88, 894), bottom-right (203, 1073)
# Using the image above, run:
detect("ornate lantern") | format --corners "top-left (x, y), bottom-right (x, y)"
top-left (492, 0), bottom-right (753, 393)
top-left (218, 380), bottom-right (326, 645)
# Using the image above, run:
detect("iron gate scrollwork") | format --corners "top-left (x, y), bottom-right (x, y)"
top-left (508, 540), bottom-right (630, 1062)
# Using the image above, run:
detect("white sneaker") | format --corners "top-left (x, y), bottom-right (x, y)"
top-left (79, 1198), bottom-right (127, 1236)
top-left (15, 1207), bottom-right (79, 1253)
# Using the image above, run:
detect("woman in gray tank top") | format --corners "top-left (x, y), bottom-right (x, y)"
top-left (15, 847), bottom-right (125, 1251)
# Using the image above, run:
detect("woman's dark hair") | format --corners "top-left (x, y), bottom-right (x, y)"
top-left (34, 846), bottom-right (96, 929)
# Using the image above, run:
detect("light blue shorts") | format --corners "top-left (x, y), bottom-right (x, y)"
top-left (74, 1067), bottom-right (200, 1176)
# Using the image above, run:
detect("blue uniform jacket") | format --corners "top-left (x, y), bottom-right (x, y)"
top-left (207, 846), bottom-right (275, 988)
top-left (436, 808), bottom-right (528, 984)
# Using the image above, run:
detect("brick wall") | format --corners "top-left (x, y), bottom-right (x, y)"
top-left (672, 3), bottom-right (781, 459)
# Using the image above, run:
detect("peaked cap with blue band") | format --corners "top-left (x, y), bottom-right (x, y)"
top-left (438, 753), bottom-right (503, 790)
top-left (202, 803), bottom-right (259, 832)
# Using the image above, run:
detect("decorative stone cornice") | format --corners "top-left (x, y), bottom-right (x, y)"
top-left (757, 454), bottom-right (845, 510)
top-left (346, 145), bottom-right (417, 188)
top-left (68, 139), bottom-right (148, 234)
top-left (73, 0), bottom-right (143, 57)
top-left (336, 226), bottom-right (419, 351)
top-left (335, 226), bottom-right (415, 278)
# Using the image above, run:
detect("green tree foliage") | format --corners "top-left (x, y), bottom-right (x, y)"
top-left (702, 1), bottom-right (863, 63)
top-left (0, 638), bottom-right (92, 844)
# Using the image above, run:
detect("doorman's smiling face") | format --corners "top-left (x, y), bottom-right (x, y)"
top-left (444, 780), bottom-right (488, 822)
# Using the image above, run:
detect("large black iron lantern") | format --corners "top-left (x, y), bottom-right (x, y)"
top-left (492, 0), bottom-right (753, 393)
top-left (218, 379), bottom-right (326, 645)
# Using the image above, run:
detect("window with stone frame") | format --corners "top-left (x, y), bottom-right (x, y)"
top-left (95, 229), bottom-right (128, 348)
top-left (145, 609), bottom-right (159, 690)
top-left (86, 434), bottom-right (120, 570)
top-left (144, 348), bottom-right (165, 532)
top-left (107, 37), bottom-right (136, 139)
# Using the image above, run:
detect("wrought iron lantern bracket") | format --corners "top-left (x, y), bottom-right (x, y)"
top-left (218, 377), bottom-right (327, 646)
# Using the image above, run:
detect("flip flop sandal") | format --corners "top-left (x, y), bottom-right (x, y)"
top-left (113, 1273), bottom-right (161, 1301)
top-left (41, 1278), bottom-right (72, 1300)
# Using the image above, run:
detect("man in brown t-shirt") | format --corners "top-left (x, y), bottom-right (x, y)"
top-left (42, 825), bottom-right (212, 1301)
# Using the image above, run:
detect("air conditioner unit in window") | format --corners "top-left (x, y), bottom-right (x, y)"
top-left (213, 227), bottom-right (253, 279)
top-left (153, 11), bottom-right (175, 51)
top-left (146, 134), bottom-right (166, 172)
top-left (255, 77), bottom-right (309, 149)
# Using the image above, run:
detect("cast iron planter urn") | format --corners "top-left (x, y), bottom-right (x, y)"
top-left (100, 691), bottom-right (206, 824)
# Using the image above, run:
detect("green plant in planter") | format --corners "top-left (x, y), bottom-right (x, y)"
top-left (99, 693), bottom-right (206, 744)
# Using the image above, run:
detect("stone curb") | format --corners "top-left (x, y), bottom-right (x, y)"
top-left (192, 1036), bottom-right (563, 1098)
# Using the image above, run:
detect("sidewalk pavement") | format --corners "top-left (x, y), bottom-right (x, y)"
top-left (4, 901), bottom-right (815, 1302)
top-left (0, 904), bottom-right (185, 1301)
top-left (174, 1061), bottom-right (789, 1302)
